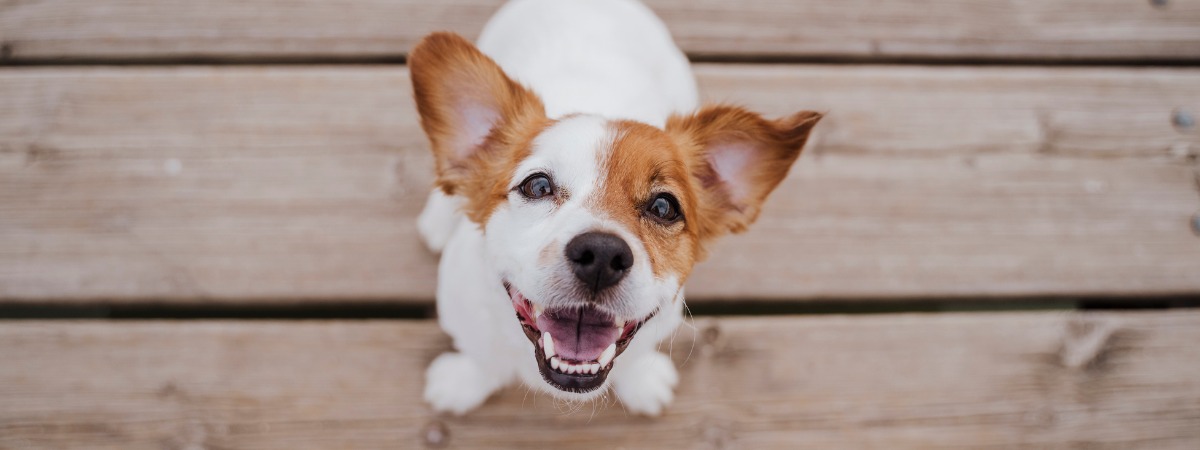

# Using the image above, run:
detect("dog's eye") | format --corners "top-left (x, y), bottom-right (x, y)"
top-left (645, 193), bottom-right (682, 224)
top-left (518, 173), bottom-right (554, 199)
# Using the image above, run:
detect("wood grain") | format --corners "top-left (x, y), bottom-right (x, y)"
top-left (1, 312), bottom-right (1198, 448)
top-left (1, 65), bottom-right (1198, 303)
top-left (1, 0), bottom-right (1198, 62)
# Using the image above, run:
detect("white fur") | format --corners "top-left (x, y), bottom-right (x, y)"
top-left (420, 0), bottom-right (695, 415)
top-left (416, 190), bottom-right (464, 254)
top-left (477, 0), bottom-right (698, 124)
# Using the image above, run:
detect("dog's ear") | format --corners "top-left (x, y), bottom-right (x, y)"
top-left (409, 32), bottom-right (546, 195)
top-left (667, 105), bottom-right (821, 241)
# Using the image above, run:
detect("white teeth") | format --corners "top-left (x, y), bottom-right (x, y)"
top-left (614, 318), bottom-right (626, 329)
top-left (548, 352), bottom-right (611, 375)
top-left (542, 332), bottom-right (555, 358)
top-left (598, 343), bottom-right (616, 367)
top-left (533, 304), bottom-right (544, 319)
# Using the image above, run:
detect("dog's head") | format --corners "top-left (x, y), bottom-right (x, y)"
top-left (411, 33), bottom-right (820, 396)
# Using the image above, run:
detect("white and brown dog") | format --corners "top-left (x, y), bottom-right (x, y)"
top-left (412, 0), bottom-right (820, 416)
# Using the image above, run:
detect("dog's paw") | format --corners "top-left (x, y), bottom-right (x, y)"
top-left (416, 190), bottom-right (463, 254)
top-left (424, 352), bottom-right (497, 415)
top-left (613, 351), bottom-right (679, 416)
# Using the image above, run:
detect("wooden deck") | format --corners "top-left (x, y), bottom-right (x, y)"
top-left (3, 66), bottom-right (1197, 302)
top-left (3, 0), bottom-right (1198, 62)
top-left (5, 312), bottom-right (1200, 448)
top-left (1, 0), bottom-right (1199, 448)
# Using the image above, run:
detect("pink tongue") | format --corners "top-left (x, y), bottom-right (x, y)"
top-left (536, 306), bottom-right (620, 362)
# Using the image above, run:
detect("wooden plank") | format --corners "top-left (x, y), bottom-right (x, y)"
top-left (1, 0), bottom-right (1198, 62)
top-left (1, 311), bottom-right (1198, 448)
top-left (1, 65), bottom-right (1198, 303)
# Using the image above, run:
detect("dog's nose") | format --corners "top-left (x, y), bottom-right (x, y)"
top-left (565, 231), bottom-right (633, 293)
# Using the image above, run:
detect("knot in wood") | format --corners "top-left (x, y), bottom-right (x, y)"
top-left (702, 324), bottom-right (721, 345)
top-left (1060, 318), bottom-right (1118, 370)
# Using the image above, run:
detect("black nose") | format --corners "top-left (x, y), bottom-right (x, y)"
top-left (565, 231), bottom-right (633, 293)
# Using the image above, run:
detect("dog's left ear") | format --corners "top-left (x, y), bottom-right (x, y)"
top-left (667, 105), bottom-right (822, 240)
top-left (409, 32), bottom-right (546, 196)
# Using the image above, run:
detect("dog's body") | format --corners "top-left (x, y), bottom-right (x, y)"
top-left (414, 0), bottom-right (819, 416)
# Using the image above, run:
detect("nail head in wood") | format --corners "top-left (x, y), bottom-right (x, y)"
top-left (703, 324), bottom-right (721, 344)
top-left (1191, 213), bottom-right (1200, 237)
top-left (422, 421), bottom-right (449, 448)
top-left (1173, 108), bottom-right (1195, 131)
top-left (1150, 0), bottom-right (1168, 7)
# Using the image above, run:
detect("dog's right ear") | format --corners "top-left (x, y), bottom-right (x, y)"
top-left (409, 32), bottom-right (546, 195)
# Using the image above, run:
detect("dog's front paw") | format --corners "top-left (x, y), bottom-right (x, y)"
top-left (613, 351), bottom-right (679, 416)
top-left (416, 190), bottom-right (463, 254)
top-left (424, 352), bottom-right (498, 415)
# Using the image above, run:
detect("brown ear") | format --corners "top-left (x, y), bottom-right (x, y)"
top-left (667, 105), bottom-right (821, 240)
top-left (409, 32), bottom-right (546, 194)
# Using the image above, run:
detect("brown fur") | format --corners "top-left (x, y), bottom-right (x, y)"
top-left (596, 107), bottom-right (820, 279)
top-left (667, 105), bottom-right (822, 247)
top-left (409, 32), bottom-right (551, 225)
top-left (595, 121), bottom-right (701, 280)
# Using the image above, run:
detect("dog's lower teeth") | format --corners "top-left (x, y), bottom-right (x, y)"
top-left (547, 360), bottom-right (603, 375)
top-left (614, 318), bottom-right (626, 329)
top-left (543, 340), bottom-right (615, 375)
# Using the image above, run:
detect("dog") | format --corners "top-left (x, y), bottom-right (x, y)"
top-left (411, 0), bottom-right (820, 416)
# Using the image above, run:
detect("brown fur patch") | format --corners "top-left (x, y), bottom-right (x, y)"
top-left (457, 119), bottom-right (551, 225)
top-left (593, 121), bottom-right (701, 281)
top-left (409, 32), bottom-right (551, 225)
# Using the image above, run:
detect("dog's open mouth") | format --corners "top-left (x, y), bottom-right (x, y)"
top-left (504, 281), bottom-right (657, 393)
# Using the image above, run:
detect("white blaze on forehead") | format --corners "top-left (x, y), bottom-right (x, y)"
top-left (513, 115), bottom-right (613, 199)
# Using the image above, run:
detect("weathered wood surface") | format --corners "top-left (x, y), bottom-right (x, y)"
top-left (1, 0), bottom-right (1198, 62)
top-left (1, 312), bottom-right (1198, 448)
top-left (2, 65), bottom-right (1198, 303)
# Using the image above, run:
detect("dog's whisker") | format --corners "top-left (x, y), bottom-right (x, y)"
top-left (587, 394), bottom-right (600, 423)
top-left (520, 382), bottom-right (533, 410)
top-left (679, 298), bottom-right (698, 369)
